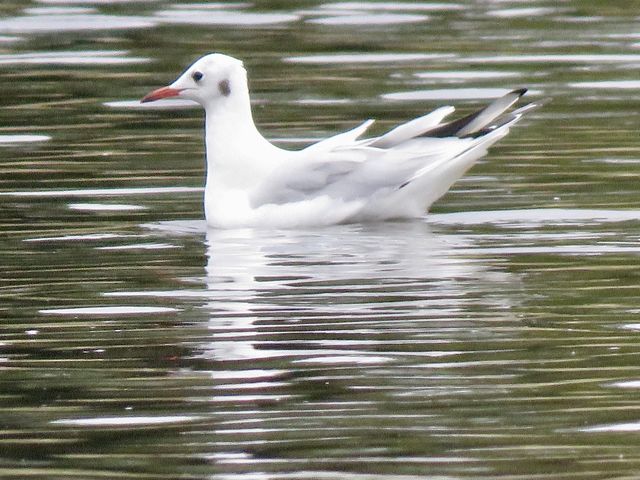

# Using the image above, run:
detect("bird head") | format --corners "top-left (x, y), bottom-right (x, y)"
top-left (141, 53), bottom-right (246, 106)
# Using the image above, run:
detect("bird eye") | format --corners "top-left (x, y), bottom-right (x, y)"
top-left (192, 71), bottom-right (204, 82)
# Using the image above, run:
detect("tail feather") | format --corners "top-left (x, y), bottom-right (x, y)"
top-left (370, 106), bottom-right (455, 148)
top-left (393, 93), bottom-right (547, 199)
top-left (423, 88), bottom-right (528, 138)
top-left (469, 96), bottom-right (549, 138)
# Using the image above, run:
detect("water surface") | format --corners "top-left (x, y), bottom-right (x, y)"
top-left (2, 1), bottom-right (640, 479)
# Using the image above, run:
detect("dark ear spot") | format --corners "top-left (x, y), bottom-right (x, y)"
top-left (218, 79), bottom-right (231, 97)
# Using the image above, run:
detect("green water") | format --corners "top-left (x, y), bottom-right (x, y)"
top-left (2, 1), bottom-right (640, 479)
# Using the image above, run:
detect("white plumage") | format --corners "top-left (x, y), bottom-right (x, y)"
top-left (142, 53), bottom-right (542, 228)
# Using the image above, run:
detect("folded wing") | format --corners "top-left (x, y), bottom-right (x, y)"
top-left (250, 89), bottom-right (544, 216)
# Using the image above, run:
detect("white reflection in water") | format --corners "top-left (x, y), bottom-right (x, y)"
top-left (199, 223), bottom-right (514, 364)
top-left (134, 207), bottom-right (640, 372)
top-left (0, 50), bottom-right (149, 65)
top-left (382, 88), bottom-right (515, 101)
top-left (284, 53), bottom-right (455, 64)
top-left (0, 134), bottom-right (50, 143)
top-left (24, 7), bottom-right (96, 14)
top-left (610, 380), bottom-right (640, 388)
top-left (155, 8), bottom-right (300, 26)
top-left (96, 243), bottom-right (179, 250)
top-left (0, 14), bottom-right (156, 33)
top-left (24, 233), bottom-right (143, 242)
top-left (196, 469), bottom-right (459, 479)
top-left (577, 421), bottom-right (640, 433)
top-left (487, 7), bottom-right (563, 18)
top-left (169, 3), bottom-right (254, 9)
top-left (462, 54), bottom-right (640, 64)
top-left (308, 13), bottom-right (429, 25)
top-left (430, 208), bottom-right (640, 227)
top-left (40, 306), bottom-right (179, 315)
top-left (414, 70), bottom-right (522, 80)
top-left (319, 2), bottom-right (465, 11)
top-left (293, 355), bottom-right (395, 365)
top-left (294, 98), bottom-right (354, 106)
top-left (51, 415), bottom-right (202, 427)
top-left (104, 99), bottom-right (199, 109)
top-left (569, 81), bottom-right (640, 90)
top-left (2, 186), bottom-right (202, 197)
top-left (68, 202), bottom-right (146, 211)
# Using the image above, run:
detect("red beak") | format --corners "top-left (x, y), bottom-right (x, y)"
top-left (140, 86), bottom-right (183, 103)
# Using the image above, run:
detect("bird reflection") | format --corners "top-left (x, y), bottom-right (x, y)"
top-left (199, 221), bottom-right (516, 364)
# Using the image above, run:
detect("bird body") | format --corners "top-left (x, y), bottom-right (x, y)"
top-left (142, 53), bottom-right (542, 228)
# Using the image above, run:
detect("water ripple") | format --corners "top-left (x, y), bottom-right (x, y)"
top-left (4, 3), bottom-right (640, 479)
top-left (40, 306), bottom-right (180, 315)
top-left (284, 53), bottom-right (455, 64)
top-left (0, 14), bottom-right (156, 33)
top-left (0, 134), bottom-right (50, 143)
top-left (0, 50), bottom-right (150, 65)
top-left (155, 7), bottom-right (300, 26)
top-left (308, 13), bottom-right (429, 26)
top-left (382, 88), bottom-right (517, 101)
top-left (319, 2), bottom-right (465, 12)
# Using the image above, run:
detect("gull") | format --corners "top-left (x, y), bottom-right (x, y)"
top-left (141, 53), bottom-right (543, 228)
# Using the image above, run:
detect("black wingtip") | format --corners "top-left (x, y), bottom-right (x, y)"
top-left (511, 88), bottom-right (528, 97)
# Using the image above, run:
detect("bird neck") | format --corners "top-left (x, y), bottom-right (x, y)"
top-left (202, 88), bottom-right (282, 192)
top-left (204, 90), bottom-right (269, 166)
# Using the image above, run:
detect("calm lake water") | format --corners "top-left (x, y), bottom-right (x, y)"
top-left (2, 1), bottom-right (640, 479)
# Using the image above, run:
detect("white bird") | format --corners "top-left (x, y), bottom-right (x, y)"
top-left (141, 53), bottom-right (542, 228)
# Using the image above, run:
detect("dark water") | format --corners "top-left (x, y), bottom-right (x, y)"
top-left (2, 1), bottom-right (640, 479)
